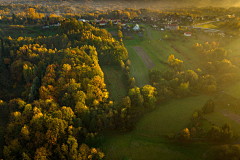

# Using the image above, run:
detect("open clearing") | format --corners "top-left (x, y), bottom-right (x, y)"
top-left (203, 93), bottom-right (240, 136)
top-left (103, 95), bottom-right (212, 160)
top-left (133, 46), bottom-right (156, 69)
top-left (224, 37), bottom-right (240, 58)
top-left (101, 66), bottom-right (127, 101)
top-left (126, 46), bottom-right (149, 87)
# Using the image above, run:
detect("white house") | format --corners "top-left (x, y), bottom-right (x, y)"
top-left (52, 22), bottom-right (60, 27)
top-left (184, 32), bottom-right (192, 36)
top-left (78, 19), bottom-right (86, 22)
top-left (133, 24), bottom-right (140, 31)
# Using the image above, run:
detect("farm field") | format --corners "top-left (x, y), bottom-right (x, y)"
top-left (103, 95), bottom-right (212, 160)
top-left (203, 111), bottom-right (240, 136)
top-left (196, 23), bottom-right (218, 29)
top-left (224, 37), bottom-right (240, 58)
top-left (104, 26), bottom-right (240, 160)
top-left (101, 66), bottom-right (128, 101)
top-left (225, 81), bottom-right (240, 99)
top-left (126, 46), bottom-right (149, 87)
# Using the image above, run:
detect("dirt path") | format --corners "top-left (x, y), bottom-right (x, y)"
top-left (217, 109), bottom-right (240, 125)
top-left (133, 46), bottom-right (155, 69)
top-left (148, 30), bottom-right (152, 40)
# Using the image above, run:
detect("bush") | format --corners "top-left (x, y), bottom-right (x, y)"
top-left (202, 99), bottom-right (215, 114)
top-left (125, 36), bottom-right (132, 40)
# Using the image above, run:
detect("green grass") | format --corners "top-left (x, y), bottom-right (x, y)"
top-left (200, 120), bottom-right (213, 132)
top-left (103, 95), bottom-right (212, 160)
top-left (214, 93), bottom-right (240, 116)
top-left (101, 66), bottom-right (128, 101)
top-left (134, 95), bottom-right (210, 137)
top-left (196, 23), bottom-right (219, 29)
top-left (224, 37), bottom-right (240, 58)
top-left (225, 81), bottom-right (240, 99)
top-left (203, 111), bottom-right (240, 136)
top-left (126, 46), bottom-right (149, 87)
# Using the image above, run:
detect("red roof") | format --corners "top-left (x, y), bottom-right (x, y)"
top-left (100, 21), bottom-right (106, 23)
top-left (185, 32), bottom-right (192, 34)
top-left (123, 17), bottom-right (128, 19)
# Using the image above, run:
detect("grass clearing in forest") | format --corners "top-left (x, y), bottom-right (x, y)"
top-left (102, 66), bottom-right (128, 102)
top-left (103, 95), bottom-right (212, 160)
top-left (224, 37), bottom-right (240, 58)
top-left (126, 46), bottom-right (150, 87)
top-left (203, 111), bottom-right (240, 136)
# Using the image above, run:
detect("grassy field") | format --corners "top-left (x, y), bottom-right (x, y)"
top-left (101, 66), bottom-right (128, 101)
top-left (215, 93), bottom-right (240, 116)
top-left (196, 23), bottom-right (219, 29)
top-left (126, 46), bottom-right (150, 87)
top-left (224, 37), bottom-right (240, 58)
top-left (103, 26), bottom-right (240, 160)
top-left (203, 111), bottom-right (240, 136)
top-left (103, 95), bottom-right (212, 160)
top-left (225, 81), bottom-right (240, 99)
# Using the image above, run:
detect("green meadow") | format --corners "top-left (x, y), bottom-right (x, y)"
top-left (104, 25), bottom-right (240, 159)
top-left (103, 95), bottom-right (213, 160)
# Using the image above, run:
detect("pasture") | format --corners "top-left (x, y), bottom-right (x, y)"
top-left (126, 46), bottom-right (149, 87)
top-left (101, 66), bottom-right (128, 101)
top-left (103, 95), bottom-right (212, 160)
top-left (224, 37), bottom-right (240, 58)
top-left (103, 24), bottom-right (240, 160)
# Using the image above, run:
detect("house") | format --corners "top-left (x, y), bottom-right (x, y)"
top-left (114, 20), bottom-right (121, 25)
top-left (164, 24), bottom-right (178, 30)
top-left (152, 24), bottom-right (158, 29)
top-left (123, 17), bottom-right (129, 21)
top-left (51, 22), bottom-right (60, 27)
top-left (99, 21), bottom-right (106, 26)
top-left (151, 17), bottom-right (157, 22)
top-left (42, 24), bottom-right (50, 29)
top-left (142, 17), bottom-right (148, 22)
top-left (109, 18), bottom-right (115, 22)
top-left (132, 18), bottom-right (141, 23)
top-left (78, 19), bottom-right (86, 22)
top-left (184, 32), bottom-right (192, 36)
top-left (122, 25), bottom-right (130, 31)
top-left (121, 22), bottom-right (126, 26)
top-left (133, 24), bottom-right (140, 31)
top-left (209, 32), bottom-right (216, 36)
top-left (218, 31), bottom-right (225, 37)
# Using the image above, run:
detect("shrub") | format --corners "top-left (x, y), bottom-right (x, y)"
top-left (125, 36), bottom-right (132, 40)
top-left (202, 99), bottom-right (215, 114)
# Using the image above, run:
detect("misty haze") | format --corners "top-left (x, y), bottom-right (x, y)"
top-left (0, 0), bottom-right (240, 159)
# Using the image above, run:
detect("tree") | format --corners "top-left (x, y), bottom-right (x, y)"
top-left (202, 99), bottom-right (215, 114)
top-left (109, 20), bottom-right (113, 27)
top-left (117, 22), bottom-right (121, 30)
top-left (180, 128), bottom-right (190, 140)
top-left (118, 30), bottom-right (123, 39)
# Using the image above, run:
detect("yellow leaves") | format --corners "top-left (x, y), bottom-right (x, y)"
top-left (12, 111), bottom-right (21, 119)
top-left (21, 124), bottom-right (30, 138)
